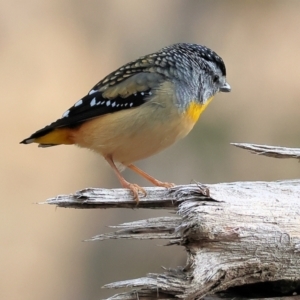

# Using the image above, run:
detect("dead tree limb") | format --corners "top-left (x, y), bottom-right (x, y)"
top-left (231, 143), bottom-right (300, 159)
top-left (43, 144), bottom-right (300, 299)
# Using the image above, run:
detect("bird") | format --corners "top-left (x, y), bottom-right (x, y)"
top-left (21, 43), bottom-right (231, 202)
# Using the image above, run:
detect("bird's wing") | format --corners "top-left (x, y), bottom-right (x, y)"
top-left (21, 70), bottom-right (165, 143)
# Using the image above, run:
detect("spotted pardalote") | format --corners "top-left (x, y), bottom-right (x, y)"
top-left (21, 43), bottom-right (230, 202)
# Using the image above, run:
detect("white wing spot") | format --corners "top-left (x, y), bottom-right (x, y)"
top-left (89, 89), bottom-right (97, 95)
top-left (112, 102), bottom-right (116, 107)
top-left (121, 104), bottom-right (123, 107)
top-left (130, 103), bottom-right (133, 107)
top-left (125, 103), bottom-right (128, 107)
top-left (149, 91), bottom-right (152, 95)
top-left (74, 99), bottom-right (83, 107)
top-left (134, 93), bottom-right (137, 96)
top-left (106, 100), bottom-right (111, 106)
top-left (141, 92), bottom-right (144, 96)
top-left (116, 104), bottom-right (119, 107)
top-left (101, 101), bottom-right (105, 105)
top-left (62, 110), bottom-right (70, 118)
top-left (96, 102), bottom-right (101, 105)
top-left (90, 97), bottom-right (96, 106)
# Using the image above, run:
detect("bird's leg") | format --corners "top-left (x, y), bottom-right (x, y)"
top-left (127, 164), bottom-right (175, 188)
top-left (105, 156), bottom-right (146, 203)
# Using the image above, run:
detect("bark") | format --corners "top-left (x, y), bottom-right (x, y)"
top-left (43, 144), bottom-right (300, 299)
top-left (231, 143), bottom-right (300, 159)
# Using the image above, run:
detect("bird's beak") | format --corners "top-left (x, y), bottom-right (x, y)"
top-left (220, 82), bottom-right (231, 93)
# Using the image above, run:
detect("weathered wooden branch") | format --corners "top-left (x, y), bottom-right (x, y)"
top-left (43, 144), bottom-right (300, 299)
top-left (232, 143), bottom-right (300, 159)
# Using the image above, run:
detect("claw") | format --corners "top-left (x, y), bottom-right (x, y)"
top-left (125, 183), bottom-right (147, 203)
top-left (152, 180), bottom-right (175, 188)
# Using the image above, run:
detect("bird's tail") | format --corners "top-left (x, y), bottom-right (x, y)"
top-left (20, 126), bottom-right (74, 147)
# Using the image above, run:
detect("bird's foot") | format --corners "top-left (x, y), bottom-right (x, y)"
top-left (122, 181), bottom-right (147, 204)
top-left (152, 180), bottom-right (175, 188)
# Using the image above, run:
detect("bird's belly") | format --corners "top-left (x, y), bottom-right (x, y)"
top-left (73, 100), bottom-right (196, 165)
top-left (110, 117), bottom-right (191, 164)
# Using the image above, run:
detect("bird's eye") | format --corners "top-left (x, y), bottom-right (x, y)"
top-left (213, 75), bottom-right (219, 83)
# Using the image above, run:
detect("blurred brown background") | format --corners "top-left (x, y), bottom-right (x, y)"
top-left (2, 1), bottom-right (300, 299)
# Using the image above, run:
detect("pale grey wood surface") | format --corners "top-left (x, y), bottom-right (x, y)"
top-left (44, 180), bottom-right (300, 299)
top-left (43, 144), bottom-right (300, 299)
top-left (232, 143), bottom-right (300, 159)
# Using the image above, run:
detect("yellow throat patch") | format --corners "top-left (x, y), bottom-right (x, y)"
top-left (185, 96), bottom-right (214, 123)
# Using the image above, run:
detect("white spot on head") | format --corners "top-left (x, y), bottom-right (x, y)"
top-left (106, 100), bottom-right (111, 106)
top-left (130, 103), bottom-right (133, 107)
top-left (89, 89), bottom-right (97, 95)
top-left (62, 110), bottom-right (70, 118)
top-left (90, 97), bottom-right (96, 107)
top-left (112, 102), bottom-right (116, 107)
top-left (74, 99), bottom-right (83, 107)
